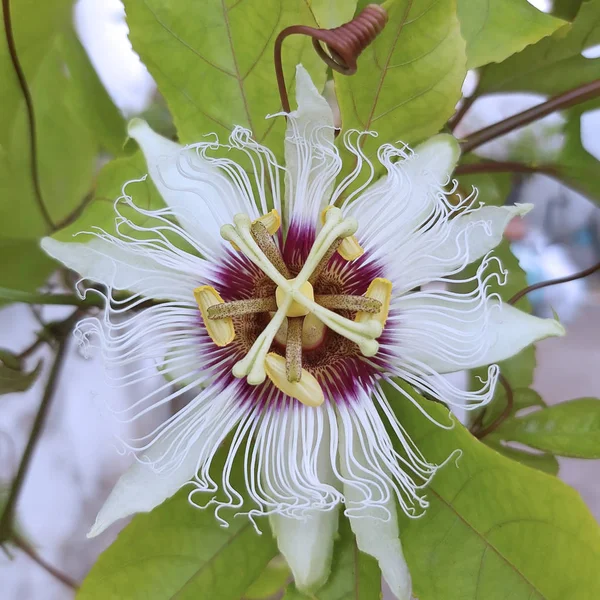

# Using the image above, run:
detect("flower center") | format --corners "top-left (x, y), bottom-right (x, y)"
top-left (194, 208), bottom-right (391, 407)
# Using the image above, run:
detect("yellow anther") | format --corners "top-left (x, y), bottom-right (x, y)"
top-left (320, 206), bottom-right (364, 261)
top-left (265, 353), bottom-right (325, 407)
top-left (257, 209), bottom-right (281, 235)
top-left (194, 286), bottom-right (235, 347)
top-left (355, 278), bottom-right (392, 328)
top-left (276, 280), bottom-right (314, 317)
top-left (229, 210), bottom-right (281, 251)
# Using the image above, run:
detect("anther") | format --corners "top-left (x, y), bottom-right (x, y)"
top-left (286, 317), bottom-right (303, 382)
top-left (207, 297), bottom-right (277, 319)
top-left (251, 221), bottom-right (290, 278)
top-left (308, 238), bottom-right (342, 285)
top-left (315, 294), bottom-right (381, 313)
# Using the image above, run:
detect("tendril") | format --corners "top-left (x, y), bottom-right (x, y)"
top-left (274, 4), bottom-right (388, 112)
top-left (509, 260), bottom-right (600, 306)
top-left (473, 260), bottom-right (600, 439)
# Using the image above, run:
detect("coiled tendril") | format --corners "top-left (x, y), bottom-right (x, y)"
top-left (274, 4), bottom-right (388, 112)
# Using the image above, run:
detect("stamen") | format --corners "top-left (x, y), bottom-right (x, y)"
top-left (292, 293), bottom-right (381, 357)
top-left (228, 209), bottom-right (281, 251)
top-left (295, 207), bottom-right (358, 283)
top-left (221, 215), bottom-right (288, 287)
top-left (232, 299), bottom-right (291, 384)
top-left (207, 297), bottom-right (277, 319)
top-left (194, 286), bottom-right (235, 347)
top-left (285, 317), bottom-right (303, 382)
top-left (251, 221), bottom-right (290, 278)
top-left (265, 353), bottom-right (324, 407)
top-left (308, 238), bottom-right (341, 285)
top-left (315, 294), bottom-right (381, 313)
top-left (355, 278), bottom-right (392, 327)
top-left (321, 206), bottom-right (364, 261)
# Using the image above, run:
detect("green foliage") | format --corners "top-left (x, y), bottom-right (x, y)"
top-left (77, 450), bottom-right (278, 600)
top-left (0, 0), bottom-right (123, 303)
top-left (282, 516), bottom-right (380, 600)
top-left (497, 397), bottom-right (600, 458)
top-left (457, 0), bottom-right (565, 69)
top-left (53, 151), bottom-right (165, 241)
top-left (0, 349), bottom-right (41, 395)
top-left (122, 0), bottom-right (330, 156)
top-left (59, 28), bottom-right (126, 156)
top-left (385, 382), bottom-right (600, 600)
top-left (0, 240), bottom-right (56, 308)
top-left (334, 0), bottom-right (466, 170)
top-left (478, 0), bottom-right (600, 95)
top-left (245, 556), bottom-right (290, 599)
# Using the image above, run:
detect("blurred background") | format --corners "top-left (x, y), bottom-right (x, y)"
top-left (0, 0), bottom-right (599, 597)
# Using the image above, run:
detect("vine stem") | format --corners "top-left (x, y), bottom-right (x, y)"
top-left (460, 79), bottom-right (600, 154)
top-left (454, 161), bottom-right (556, 177)
top-left (473, 374), bottom-right (514, 439)
top-left (11, 533), bottom-right (79, 590)
top-left (0, 287), bottom-right (102, 308)
top-left (0, 313), bottom-right (77, 544)
top-left (1, 0), bottom-right (54, 231)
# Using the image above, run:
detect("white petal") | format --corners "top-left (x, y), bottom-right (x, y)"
top-left (347, 505), bottom-right (411, 600)
top-left (269, 507), bottom-right (340, 592)
top-left (393, 293), bottom-right (565, 374)
top-left (338, 411), bottom-right (412, 600)
top-left (88, 436), bottom-right (200, 538)
top-left (285, 65), bottom-right (339, 229)
top-left (41, 237), bottom-right (199, 301)
top-left (128, 119), bottom-right (247, 254)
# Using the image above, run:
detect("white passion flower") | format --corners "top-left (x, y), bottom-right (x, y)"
top-left (41, 65), bottom-right (564, 599)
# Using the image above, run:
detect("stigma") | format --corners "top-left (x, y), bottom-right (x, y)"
top-left (194, 207), bottom-right (391, 406)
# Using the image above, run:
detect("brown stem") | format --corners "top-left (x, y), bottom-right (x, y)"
top-left (0, 312), bottom-right (77, 543)
top-left (461, 79), bottom-right (600, 154)
top-left (448, 92), bottom-right (477, 132)
top-left (1, 0), bottom-right (54, 231)
top-left (509, 260), bottom-right (600, 306)
top-left (454, 161), bottom-right (557, 177)
top-left (11, 533), bottom-right (79, 590)
top-left (474, 374), bottom-right (514, 439)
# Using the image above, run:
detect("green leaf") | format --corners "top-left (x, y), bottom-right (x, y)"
top-left (306, 0), bottom-right (356, 28)
top-left (456, 161), bottom-right (511, 207)
top-left (52, 151), bottom-right (165, 241)
top-left (245, 556), bottom-right (290, 599)
top-left (282, 516), bottom-right (380, 600)
top-left (77, 449), bottom-right (278, 600)
top-left (0, 350), bottom-right (41, 394)
top-left (0, 0), bottom-right (98, 239)
top-left (385, 382), bottom-right (600, 600)
top-left (123, 0), bottom-right (327, 155)
top-left (478, 0), bottom-right (600, 95)
top-left (484, 436), bottom-right (560, 476)
top-left (335, 0), bottom-right (466, 165)
top-left (0, 239), bottom-right (56, 308)
top-left (497, 397), bottom-right (600, 458)
top-left (59, 28), bottom-right (126, 156)
top-left (552, 0), bottom-right (585, 21)
top-left (457, 0), bottom-right (565, 69)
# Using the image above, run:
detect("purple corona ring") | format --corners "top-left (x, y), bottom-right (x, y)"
top-left (42, 65), bottom-right (564, 599)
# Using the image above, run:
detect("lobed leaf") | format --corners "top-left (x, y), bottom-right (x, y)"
top-left (334, 0), bottom-right (466, 164)
top-left (497, 397), bottom-right (600, 459)
top-left (385, 382), bottom-right (600, 600)
top-left (122, 0), bottom-right (330, 158)
top-left (457, 0), bottom-right (565, 69)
